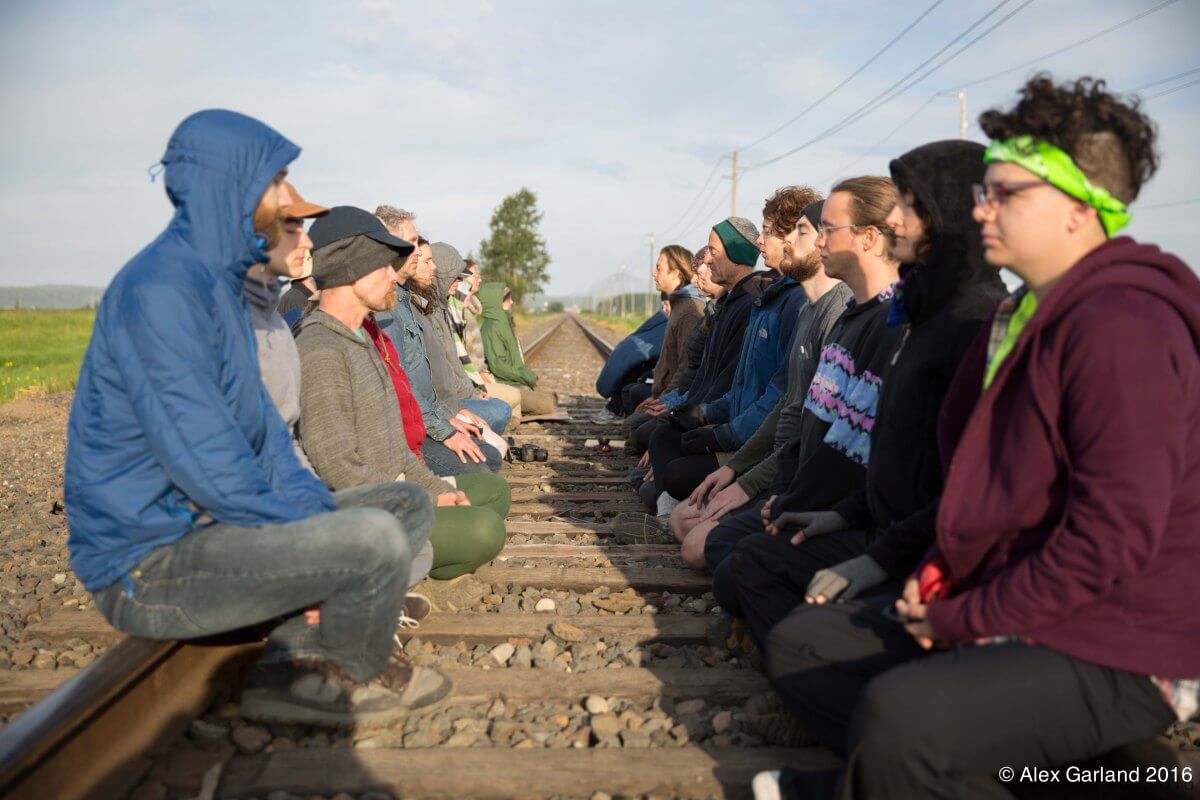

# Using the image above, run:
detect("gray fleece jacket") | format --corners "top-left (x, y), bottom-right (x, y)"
top-left (294, 309), bottom-right (452, 497)
top-left (242, 273), bottom-right (314, 472)
top-left (416, 243), bottom-right (481, 411)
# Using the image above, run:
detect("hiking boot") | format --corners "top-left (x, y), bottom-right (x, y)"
top-left (744, 691), bottom-right (817, 747)
top-left (610, 512), bottom-right (673, 544)
top-left (239, 657), bottom-right (453, 728)
top-left (398, 593), bottom-right (432, 629)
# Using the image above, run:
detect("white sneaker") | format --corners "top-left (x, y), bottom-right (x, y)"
top-left (752, 770), bottom-right (783, 800)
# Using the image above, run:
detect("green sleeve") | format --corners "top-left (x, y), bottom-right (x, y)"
top-left (725, 400), bottom-right (782, 475)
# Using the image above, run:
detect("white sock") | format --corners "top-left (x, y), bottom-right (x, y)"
top-left (752, 770), bottom-right (783, 800)
top-left (656, 492), bottom-right (680, 517)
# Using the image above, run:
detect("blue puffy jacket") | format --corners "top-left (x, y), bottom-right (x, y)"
top-left (65, 110), bottom-right (335, 592)
top-left (594, 311), bottom-right (667, 398)
top-left (702, 273), bottom-right (807, 450)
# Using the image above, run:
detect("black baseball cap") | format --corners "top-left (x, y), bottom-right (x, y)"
top-left (308, 205), bottom-right (416, 257)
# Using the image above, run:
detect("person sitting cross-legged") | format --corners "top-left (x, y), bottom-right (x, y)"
top-left (295, 206), bottom-right (510, 583)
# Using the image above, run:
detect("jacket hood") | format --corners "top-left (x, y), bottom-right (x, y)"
top-left (755, 273), bottom-right (798, 308)
top-left (669, 283), bottom-right (702, 302)
top-left (242, 272), bottom-right (284, 312)
top-left (479, 282), bottom-right (509, 323)
top-left (1034, 237), bottom-right (1200, 352)
top-left (889, 139), bottom-right (1005, 325)
top-left (161, 110), bottom-right (300, 294)
top-left (430, 242), bottom-right (467, 301)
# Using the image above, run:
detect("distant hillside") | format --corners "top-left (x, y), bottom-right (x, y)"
top-left (0, 285), bottom-right (105, 309)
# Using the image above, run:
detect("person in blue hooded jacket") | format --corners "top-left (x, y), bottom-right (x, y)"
top-left (593, 307), bottom-right (668, 418)
top-left (64, 110), bottom-right (451, 728)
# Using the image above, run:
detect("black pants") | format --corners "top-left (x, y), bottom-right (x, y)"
top-left (727, 528), bottom-right (896, 651)
top-left (767, 596), bottom-right (1176, 799)
top-left (703, 496), bottom-right (768, 617)
top-left (647, 422), bottom-right (718, 500)
top-left (605, 380), bottom-right (651, 416)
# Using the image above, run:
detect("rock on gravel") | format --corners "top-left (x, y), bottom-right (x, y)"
top-left (534, 598), bottom-right (556, 612)
top-left (489, 642), bottom-right (515, 665)
top-left (232, 723), bottom-right (272, 754)
top-left (584, 695), bottom-right (609, 714)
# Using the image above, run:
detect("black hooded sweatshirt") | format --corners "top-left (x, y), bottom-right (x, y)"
top-left (828, 139), bottom-right (1007, 578)
top-left (680, 271), bottom-right (772, 405)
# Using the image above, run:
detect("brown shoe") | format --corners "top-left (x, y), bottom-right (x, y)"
top-left (745, 691), bottom-right (817, 747)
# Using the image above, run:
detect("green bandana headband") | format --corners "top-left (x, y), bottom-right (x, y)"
top-left (984, 136), bottom-right (1132, 236)
top-left (713, 220), bottom-right (760, 267)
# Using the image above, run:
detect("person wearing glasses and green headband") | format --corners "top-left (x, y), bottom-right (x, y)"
top-left (748, 74), bottom-right (1200, 800)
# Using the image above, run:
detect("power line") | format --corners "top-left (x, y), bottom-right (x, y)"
top-left (656, 156), bottom-right (725, 236)
top-left (940, 0), bottom-right (1183, 93)
top-left (1126, 65), bottom-right (1200, 93)
top-left (1132, 197), bottom-right (1200, 211)
top-left (1142, 77), bottom-right (1200, 101)
top-left (665, 176), bottom-right (727, 242)
top-left (821, 94), bottom-right (940, 183)
top-left (737, 0), bottom-right (948, 152)
top-left (748, 0), bottom-right (1032, 172)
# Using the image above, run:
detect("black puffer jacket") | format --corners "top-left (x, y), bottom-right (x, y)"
top-left (832, 139), bottom-right (1008, 578)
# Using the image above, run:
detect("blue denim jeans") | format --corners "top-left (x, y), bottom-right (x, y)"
top-left (93, 482), bottom-right (433, 682)
top-left (460, 396), bottom-right (512, 434)
top-left (421, 436), bottom-right (502, 475)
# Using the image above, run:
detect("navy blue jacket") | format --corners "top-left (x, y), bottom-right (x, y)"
top-left (65, 110), bottom-right (334, 592)
top-left (595, 311), bottom-right (667, 398)
top-left (703, 273), bottom-right (806, 449)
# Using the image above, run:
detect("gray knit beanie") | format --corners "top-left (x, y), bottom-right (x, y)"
top-left (728, 216), bottom-right (759, 244)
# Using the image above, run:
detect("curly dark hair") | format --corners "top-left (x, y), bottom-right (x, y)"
top-left (762, 185), bottom-right (822, 237)
top-left (978, 73), bottom-right (1158, 204)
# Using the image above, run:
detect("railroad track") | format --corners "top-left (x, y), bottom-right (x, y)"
top-left (0, 314), bottom-right (836, 800)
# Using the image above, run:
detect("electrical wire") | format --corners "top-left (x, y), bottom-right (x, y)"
top-left (820, 93), bottom-right (940, 183)
top-left (1142, 77), bottom-right (1200, 101)
top-left (1125, 66), bottom-right (1200, 93)
top-left (737, 0), bottom-right (948, 152)
top-left (747, 0), bottom-right (1032, 172)
top-left (1138, 197), bottom-right (1200, 211)
top-left (941, 0), bottom-right (1183, 92)
top-left (656, 156), bottom-right (725, 236)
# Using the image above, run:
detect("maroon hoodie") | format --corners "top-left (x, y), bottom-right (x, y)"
top-left (926, 237), bottom-right (1200, 679)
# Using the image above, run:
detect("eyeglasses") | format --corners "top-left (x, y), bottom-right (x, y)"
top-left (818, 224), bottom-right (857, 236)
top-left (972, 181), bottom-right (1050, 208)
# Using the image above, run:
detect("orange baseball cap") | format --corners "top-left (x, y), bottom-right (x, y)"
top-left (282, 180), bottom-right (329, 219)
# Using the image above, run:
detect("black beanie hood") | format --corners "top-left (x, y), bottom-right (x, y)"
top-left (889, 139), bottom-right (1006, 325)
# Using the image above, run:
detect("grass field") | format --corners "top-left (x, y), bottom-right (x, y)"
top-left (0, 309), bottom-right (94, 404)
top-left (579, 312), bottom-right (643, 339)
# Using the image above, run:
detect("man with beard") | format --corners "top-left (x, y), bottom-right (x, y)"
top-left (647, 191), bottom-right (811, 527)
top-left (668, 199), bottom-right (851, 558)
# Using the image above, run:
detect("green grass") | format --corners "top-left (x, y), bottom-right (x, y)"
top-left (580, 312), bottom-right (642, 338)
top-left (0, 309), bottom-right (95, 404)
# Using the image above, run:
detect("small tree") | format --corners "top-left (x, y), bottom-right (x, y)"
top-left (478, 188), bottom-right (551, 305)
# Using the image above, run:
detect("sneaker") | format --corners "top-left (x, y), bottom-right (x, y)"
top-left (610, 511), bottom-right (673, 544)
top-left (752, 770), bottom-right (784, 800)
top-left (398, 593), bottom-right (432, 629)
top-left (590, 410), bottom-right (623, 424)
top-left (239, 656), bottom-right (453, 728)
top-left (745, 692), bottom-right (817, 747)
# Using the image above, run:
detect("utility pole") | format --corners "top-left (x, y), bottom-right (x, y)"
top-left (958, 89), bottom-right (968, 140)
top-left (647, 233), bottom-right (656, 317)
top-left (619, 263), bottom-right (627, 317)
top-left (730, 151), bottom-right (739, 217)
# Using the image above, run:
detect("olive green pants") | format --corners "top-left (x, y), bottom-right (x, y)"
top-left (429, 472), bottom-right (510, 580)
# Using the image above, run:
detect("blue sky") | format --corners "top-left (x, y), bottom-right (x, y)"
top-left (1, 0), bottom-right (1197, 298)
